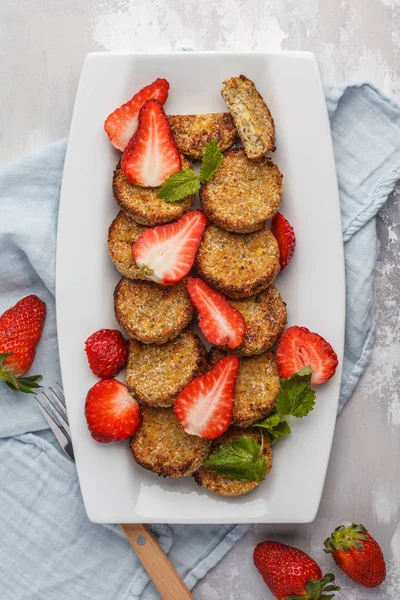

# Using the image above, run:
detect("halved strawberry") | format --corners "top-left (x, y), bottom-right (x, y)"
top-left (85, 379), bottom-right (141, 443)
top-left (104, 78), bottom-right (170, 151)
top-left (132, 210), bottom-right (208, 285)
top-left (271, 212), bottom-right (296, 269)
top-left (174, 355), bottom-right (239, 439)
top-left (276, 326), bottom-right (338, 385)
top-left (187, 277), bottom-right (246, 348)
top-left (121, 99), bottom-right (181, 187)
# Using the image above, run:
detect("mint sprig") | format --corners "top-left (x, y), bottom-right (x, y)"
top-left (204, 435), bottom-right (267, 482)
top-left (158, 140), bottom-right (223, 203)
top-left (256, 366), bottom-right (316, 443)
top-left (157, 169), bottom-right (199, 203)
top-left (199, 139), bottom-right (223, 182)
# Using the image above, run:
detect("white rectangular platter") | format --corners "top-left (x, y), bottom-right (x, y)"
top-left (57, 51), bottom-right (345, 523)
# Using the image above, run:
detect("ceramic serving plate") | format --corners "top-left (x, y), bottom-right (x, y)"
top-left (56, 51), bottom-right (345, 524)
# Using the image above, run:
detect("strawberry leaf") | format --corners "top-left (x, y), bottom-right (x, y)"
top-left (0, 353), bottom-right (42, 394)
top-left (287, 574), bottom-right (340, 600)
top-left (199, 139), bottom-right (223, 183)
top-left (204, 436), bottom-right (267, 482)
top-left (157, 169), bottom-right (200, 203)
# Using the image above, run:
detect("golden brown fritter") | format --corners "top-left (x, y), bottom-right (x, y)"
top-left (126, 330), bottom-right (207, 407)
top-left (108, 211), bottom-right (148, 280)
top-left (221, 75), bottom-right (275, 159)
top-left (223, 286), bottom-right (287, 356)
top-left (113, 156), bottom-right (194, 226)
top-left (195, 224), bottom-right (280, 299)
top-left (200, 149), bottom-right (282, 233)
top-left (209, 348), bottom-right (280, 426)
top-left (114, 277), bottom-right (193, 344)
top-left (168, 113), bottom-right (237, 160)
top-left (130, 406), bottom-right (212, 477)
top-left (193, 427), bottom-right (272, 495)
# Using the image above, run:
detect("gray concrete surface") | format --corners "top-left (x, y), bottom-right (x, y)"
top-left (1, 1), bottom-right (399, 598)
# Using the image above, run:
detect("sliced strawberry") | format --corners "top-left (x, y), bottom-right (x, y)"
top-left (85, 379), bottom-right (141, 443)
top-left (187, 278), bottom-right (246, 348)
top-left (121, 99), bottom-right (181, 187)
top-left (104, 78), bottom-right (170, 151)
top-left (276, 326), bottom-right (338, 385)
top-left (271, 212), bottom-right (296, 269)
top-left (174, 355), bottom-right (239, 439)
top-left (132, 210), bottom-right (208, 285)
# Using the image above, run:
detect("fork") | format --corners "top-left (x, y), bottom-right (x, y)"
top-left (35, 385), bottom-right (193, 600)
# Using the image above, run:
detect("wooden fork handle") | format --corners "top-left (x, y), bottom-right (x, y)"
top-left (120, 523), bottom-right (194, 600)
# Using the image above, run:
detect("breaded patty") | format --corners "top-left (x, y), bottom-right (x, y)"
top-left (194, 427), bottom-right (272, 495)
top-left (209, 348), bottom-right (280, 426)
top-left (130, 406), bottom-right (211, 477)
top-left (195, 224), bottom-right (280, 299)
top-left (113, 156), bottom-right (194, 226)
top-left (126, 330), bottom-right (207, 407)
top-left (168, 113), bottom-right (237, 160)
top-left (224, 286), bottom-right (287, 356)
top-left (114, 277), bottom-right (193, 344)
top-left (108, 211), bottom-right (148, 280)
top-left (200, 149), bottom-right (282, 233)
top-left (221, 75), bottom-right (275, 159)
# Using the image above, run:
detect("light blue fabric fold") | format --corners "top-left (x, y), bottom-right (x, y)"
top-left (325, 83), bottom-right (400, 410)
top-left (0, 83), bottom-right (399, 599)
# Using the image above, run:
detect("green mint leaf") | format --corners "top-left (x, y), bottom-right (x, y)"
top-left (204, 436), bottom-right (267, 482)
top-left (275, 367), bottom-right (316, 418)
top-left (268, 421), bottom-right (291, 444)
top-left (257, 415), bottom-right (291, 444)
top-left (257, 413), bottom-right (281, 429)
top-left (199, 139), bottom-right (223, 183)
top-left (157, 169), bottom-right (200, 203)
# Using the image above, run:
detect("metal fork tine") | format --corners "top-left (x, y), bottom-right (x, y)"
top-left (44, 388), bottom-right (71, 435)
top-left (35, 390), bottom-right (75, 462)
top-left (35, 393), bottom-right (71, 443)
top-left (55, 382), bottom-right (66, 406)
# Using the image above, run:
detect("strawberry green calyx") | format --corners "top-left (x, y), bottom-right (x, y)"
top-left (137, 265), bottom-right (155, 279)
top-left (0, 353), bottom-right (43, 394)
top-left (287, 573), bottom-right (340, 600)
top-left (324, 524), bottom-right (369, 554)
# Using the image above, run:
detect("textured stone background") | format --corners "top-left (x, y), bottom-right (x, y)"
top-left (1, 1), bottom-right (399, 598)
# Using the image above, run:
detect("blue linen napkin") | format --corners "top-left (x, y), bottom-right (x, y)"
top-left (0, 83), bottom-right (399, 600)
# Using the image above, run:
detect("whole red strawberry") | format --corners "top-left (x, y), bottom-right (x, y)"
top-left (85, 379), bottom-right (141, 443)
top-left (324, 524), bottom-right (386, 588)
top-left (85, 329), bottom-right (128, 378)
top-left (271, 212), bottom-right (296, 270)
top-left (0, 295), bottom-right (46, 393)
top-left (254, 541), bottom-right (339, 600)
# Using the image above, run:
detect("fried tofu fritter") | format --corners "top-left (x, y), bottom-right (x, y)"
top-left (113, 156), bottom-right (194, 226)
top-left (114, 277), bottom-right (193, 344)
top-left (130, 407), bottom-right (211, 477)
top-left (168, 112), bottom-right (237, 160)
top-left (209, 348), bottom-right (280, 427)
top-left (196, 224), bottom-right (280, 299)
top-left (200, 149), bottom-right (282, 233)
top-left (221, 74), bottom-right (275, 159)
top-left (225, 286), bottom-right (287, 356)
top-left (126, 330), bottom-right (207, 407)
top-left (108, 211), bottom-right (148, 280)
